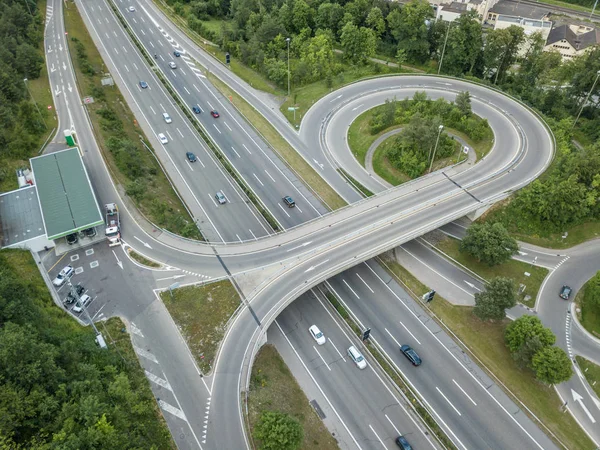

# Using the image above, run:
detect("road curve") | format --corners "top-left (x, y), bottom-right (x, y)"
top-left (208, 76), bottom-right (555, 449)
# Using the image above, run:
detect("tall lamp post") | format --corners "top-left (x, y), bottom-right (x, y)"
top-left (286, 37), bottom-right (291, 97)
top-left (590, 0), bottom-right (598, 19)
top-left (23, 78), bottom-right (44, 122)
top-left (429, 125), bottom-right (444, 173)
top-left (573, 70), bottom-right (600, 128)
top-left (438, 21), bottom-right (453, 75)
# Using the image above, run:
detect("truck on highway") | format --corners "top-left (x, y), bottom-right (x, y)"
top-left (104, 203), bottom-right (121, 246)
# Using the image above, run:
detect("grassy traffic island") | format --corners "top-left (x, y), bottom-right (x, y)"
top-left (160, 280), bottom-right (241, 374)
top-left (348, 92), bottom-right (493, 185)
top-left (247, 344), bottom-right (339, 450)
top-left (0, 249), bottom-right (175, 449)
top-left (576, 271), bottom-right (600, 340)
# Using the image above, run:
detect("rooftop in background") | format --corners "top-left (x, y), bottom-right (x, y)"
top-left (0, 186), bottom-right (45, 247)
top-left (546, 23), bottom-right (600, 49)
top-left (30, 147), bottom-right (103, 240)
top-left (489, 0), bottom-right (552, 20)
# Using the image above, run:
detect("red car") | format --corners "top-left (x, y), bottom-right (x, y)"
top-left (210, 110), bottom-right (220, 118)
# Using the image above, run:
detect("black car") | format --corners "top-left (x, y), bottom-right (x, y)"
top-left (395, 435), bottom-right (413, 450)
top-left (192, 105), bottom-right (201, 114)
top-left (186, 152), bottom-right (197, 163)
top-left (64, 291), bottom-right (76, 305)
top-left (75, 283), bottom-right (85, 296)
top-left (283, 196), bottom-right (295, 208)
top-left (66, 233), bottom-right (78, 245)
top-left (83, 227), bottom-right (96, 237)
top-left (400, 345), bottom-right (422, 366)
top-left (174, 50), bottom-right (181, 57)
top-left (559, 285), bottom-right (572, 300)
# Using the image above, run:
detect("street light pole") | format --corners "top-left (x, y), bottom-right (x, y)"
top-left (286, 37), bottom-right (291, 97)
top-left (438, 21), bottom-right (452, 75)
top-left (23, 78), bottom-right (45, 123)
top-left (429, 125), bottom-right (444, 173)
top-left (590, 0), bottom-right (598, 19)
top-left (573, 70), bottom-right (600, 128)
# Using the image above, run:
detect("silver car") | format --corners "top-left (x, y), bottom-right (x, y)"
top-left (52, 265), bottom-right (74, 287)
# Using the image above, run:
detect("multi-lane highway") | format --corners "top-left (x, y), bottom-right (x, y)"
top-left (46, 1), bottom-right (600, 449)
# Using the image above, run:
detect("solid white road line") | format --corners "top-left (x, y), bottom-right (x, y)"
top-left (436, 387), bottom-right (462, 416)
top-left (453, 379), bottom-right (477, 406)
top-left (313, 346), bottom-right (331, 371)
top-left (355, 272), bottom-right (374, 293)
top-left (399, 321), bottom-right (421, 346)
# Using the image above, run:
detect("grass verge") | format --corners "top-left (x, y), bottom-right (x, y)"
top-left (161, 281), bottom-right (240, 374)
top-left (575, 273), bottom-right (600, 339)
top-left (435, 236), bottom-right (547, 308)
top-left (323, 290), bottom-right (454, 449)
top-left (337, 168), bottom-right (374, 197)
top-left (576, 356), bottom-right (600, 399)
top-left (208, 74), bottom-right (347, 211)
top-left (127, 248), bottom-right (161, 268)
top-left (64, 1), bottom-right (201, 239)
top-left (248, 344), bottom-right (339, 450)
top-left (378, 253), bottom-right (594, 450)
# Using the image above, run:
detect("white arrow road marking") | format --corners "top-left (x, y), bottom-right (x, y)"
top-left (312, 158), bottom-right (324, 170)
top-left (305, 259), bottom-right (330, 273)
top-left (572, 389), bottom-right (596, 423)
top-left (286, 241), bottom-right (313, 252)
top-left (67, 83), bottom-right (72, 93)
top-left (62, 62), bottom-right (66, 71)
top-left (464, 280), bottom-right (480, 291)
top-left (329, 94), bottom-right (342, 102)
top-left (158, 399), bottom-right (187, 421)
top-left (112, 249), bottom-right (123, 269)
top-left (351, 103), bottom-right (364, 111)
top-left (517, 250), bottom-right (528, 256)
top-left (54, 86), bottom-right (61, 96)
top-left (156, 275), bottom-right (186, 281)
top-left (51, 64), bottom-right (56, 72)
top-left (133, 236), bottom-right (152, 249)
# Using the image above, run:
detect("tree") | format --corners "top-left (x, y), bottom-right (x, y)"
top-left (395, 48), bottom-right (406, 71)
top-left (366, 7), bottom-right (386, 36)
top-left (455, 91), bottom-right (471, 116)
top-left (390, 0), bottom-right (432, 63)
top-left (504, 316), bottom-right (555, 367)
top-left (255, 411), bottom-right (303, 450)
top-left (582, 271), bottom-right (600, 308)
top-left (460, 222), bottom-right (518, 266)
top-left (531, 346), bottom-right (573, 384)
top-left (299, 32), bottom-right (335, 82)
top-left (291, 0), bottom-right (313, 34)
top-left (340, 22), bottom-right (376, 64)
top-left (473, 277), bottom-right (517, 321)
top-left (439, 11), bottom-right (483, 76)
top-left (483, 26), bottom-right (524, 83)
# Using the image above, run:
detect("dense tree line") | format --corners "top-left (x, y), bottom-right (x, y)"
top-left (0, 250), bottom-right (174, 449)
top-left (0, 0), bottom-right (48, 183)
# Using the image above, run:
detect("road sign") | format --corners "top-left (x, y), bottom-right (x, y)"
top-left (169, 282), bottom-right (180, 291)
top-left (287, 107), bottom-right (298, 111)
top-left (362, 328), bottom-right (371, 341)
top-left (422, 290), bottom-right (436, 302)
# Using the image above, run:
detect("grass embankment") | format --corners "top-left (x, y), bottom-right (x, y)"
top-left (248, 344), bottom-right (339, 450)
top-left (208, 74), bottom-right (347, 211)
top-left (63, 2), bottom-right (201, 239)
top-left (576, 356), bottom-right (600, 399)
top-left (127, 248), bottom-right (161, 268)
top-left (378, 254), bottom-right (595, 450)
top-left (435, 236), bottom-right (548, 308)
top-left (161, 281), bottom-right (240, 374)
top-left (0, 0), bottom-right (57, 193)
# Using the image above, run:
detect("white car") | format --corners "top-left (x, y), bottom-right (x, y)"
top-left (128, 6), bottom-right (135, 12)
top-left (348, 345), bottom-right (367, 370)
top-left (309, 325), bottom-right (326, 345)
top-left (52, 265), bottom-right (74, 287)
top-left (168, 61), bottom-right (177, 69)
top-left (72, 294), bottom-right (91, 313)
top-left (162, 112), bottom-right (172, 124)
top-left (158, 133), bottom-right (168, 144)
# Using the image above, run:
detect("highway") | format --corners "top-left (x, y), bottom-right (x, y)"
top-left (49, 1), bottom-right (595, 449)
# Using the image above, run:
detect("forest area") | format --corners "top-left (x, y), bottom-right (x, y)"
top-left (0, 250), bottom-right (175, 449)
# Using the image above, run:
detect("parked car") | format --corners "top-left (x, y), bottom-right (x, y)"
top-left (173, 50), bottom-right (181, 57)
top-left (559, 285), bottom-right (572, 300)
top-left (400, 345), bottom-right (422, 366)
top-left (210, 110), bottom-right (220, 118)
top-left (309, 325), bottom-right (326, 345)
top-left (395, 435), bottom-right (413, 450)
top-left (168, 61), bottom-right (177, 69)
top-left (162, 112), bottom-right (172, 123)
top-left (348, 345), bottom-right (367, 369)
top-left (186, 152), bottom-right (197, 163)
top-left (158, 133), bottom-right (168, 144)
top-left (72, 294), bottom-right (91, 313)
top-left (75, 283), bottom-right (85, 296)
top-left (283, 196), bottom-right (295, 208)
top-left (215, 191), bottom-right (227, 205)
top-left (64, 291), bottom-right (76, 305)
top-left (53, 265), bottom-right (74, 287)
top-left (139, 80), bottom-right (148, 89)
top-left (83, 227), bottom-right (96, 237)
top-left (66, 233), bottom-right (78, 245)
top-left (192, 105), bottom-right (202, 114)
